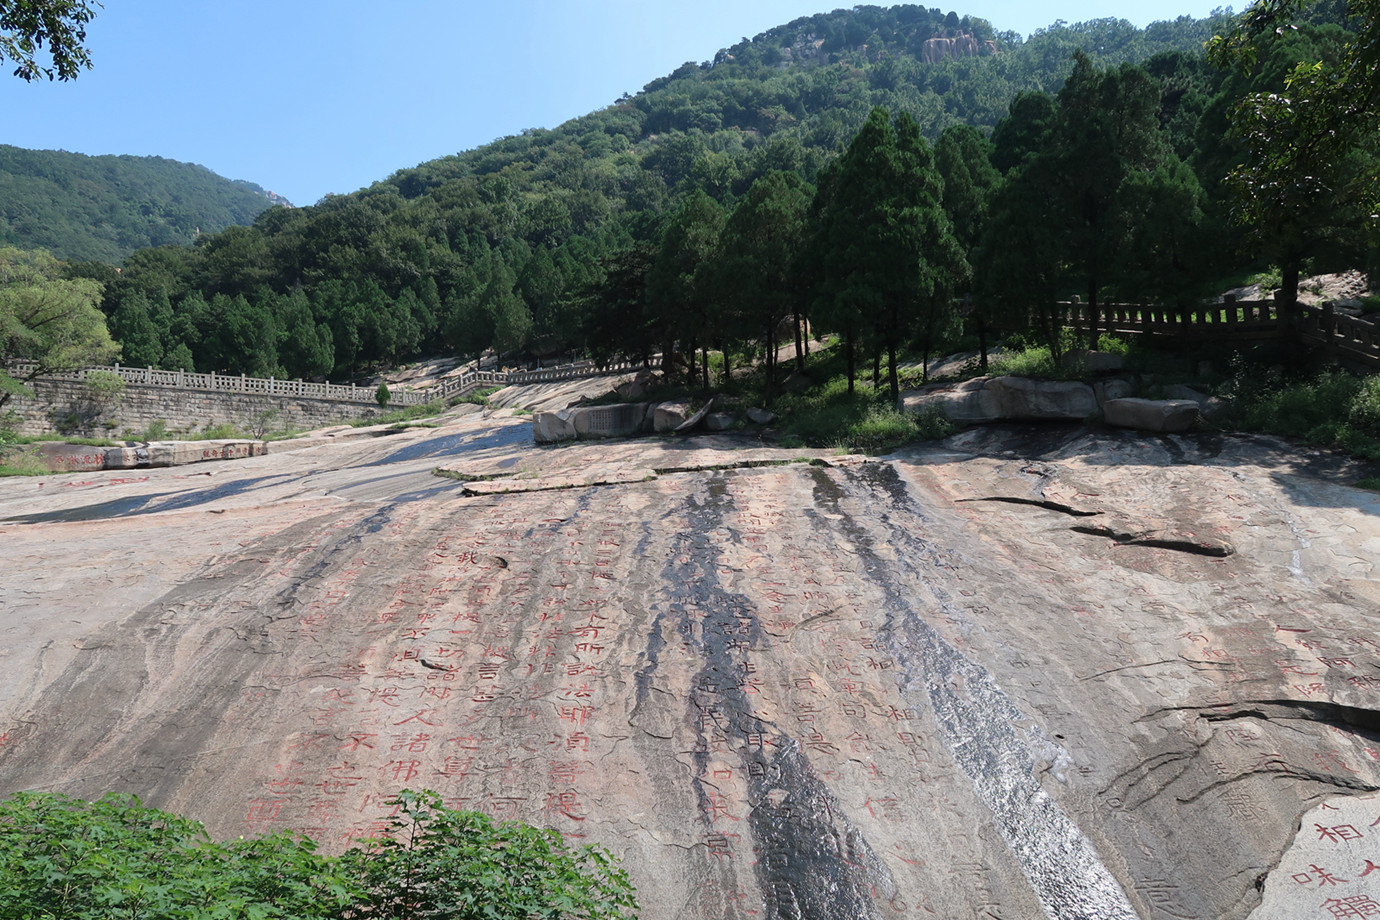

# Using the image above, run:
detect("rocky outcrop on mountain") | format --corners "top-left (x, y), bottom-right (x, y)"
top-left (2, 404), bottom-right (1379, 920)
top-left (920, 33), bottom-right (998, 63)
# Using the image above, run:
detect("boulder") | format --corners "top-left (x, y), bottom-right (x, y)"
top-left (653, 399), bottom-right (693, 433)
top-left (1103, 398), bottom-right (1201, 433)
top-left (674, 398), bottom-right (715, 434)
top-left (984, 376), bottom-right (1098, 420)
top-left (1162, 384), bottom-right (1210, 406)
top-left (746, 407), bottom-right (778, 425)
top-left (571, 403), bottom-right (652, 439)
top-left (615, 370), bottom-right (659, 401)
top-left (704, 412), bottom-right (736, 432)
top-left (533, 403), bottom-right (653, 443)
top-left (901, 376), bottom-right (1097, 424)
top-left (147, 439), bottom-right (265, 467)
top-left (901, 377), bottom-right (1003, 424)
top-left (1094, 379), bottom-right (1134, 406)
top-left (532, 409), bottom-right (578, 444)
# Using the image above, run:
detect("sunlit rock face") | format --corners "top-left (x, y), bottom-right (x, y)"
top-left (1, 409), bottom-right (1378, 920)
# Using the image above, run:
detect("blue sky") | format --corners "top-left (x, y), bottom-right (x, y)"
top-left (2, 1), bottom-right (1236, 206)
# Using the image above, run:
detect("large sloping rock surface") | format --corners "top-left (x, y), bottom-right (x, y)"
top-left (2, 408), bottom-right (1380, 920)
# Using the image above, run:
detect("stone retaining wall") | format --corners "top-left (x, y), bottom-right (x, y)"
top-left (7, 379), bottom-right (384, 438)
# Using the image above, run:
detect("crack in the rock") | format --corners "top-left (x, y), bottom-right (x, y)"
top-left (1069, 524), bottom-right (1235, 557)
top-left (1078, 659), bottom-right (1180, 681)
top-left (1143, 699), bottom-right (1380, 737)
top-left (957, 496), bottom-right (1103, 517)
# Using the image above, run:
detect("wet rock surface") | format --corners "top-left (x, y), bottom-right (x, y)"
top-left (1, 407), bottom-right (1379, 920)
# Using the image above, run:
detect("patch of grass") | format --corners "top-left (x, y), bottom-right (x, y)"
top-left (130, 420), bottom-right (170, 441)
top-left (3, 434), bottom-right (118, 447)
top-left (989, 346), bottom-right (1060, 379)
top-left (196, 423), bottom-right (244, 440)
top-left (1357, 477), bottom-right (1380, 491)
top-left (0, 446), bottom-right (49, 476)
top-left (456, 386), bottom-right (501, 405)
top-left (350, 399), bottom-right (449, 428)
top-left (390, 421), bottom-right (440, 430)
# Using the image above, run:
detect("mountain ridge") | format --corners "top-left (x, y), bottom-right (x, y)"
top-left (0, 145), bottom-right (288, 263)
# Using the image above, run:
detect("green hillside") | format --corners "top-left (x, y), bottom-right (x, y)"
top-left (0, 145), bottom-right (287, 262)
top-left (53, 2), bottom-right (1370, 386)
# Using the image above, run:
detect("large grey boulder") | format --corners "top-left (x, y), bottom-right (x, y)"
top-left (901, 376), bottom-right (1098, 424)
top-left (653, 399), bottom-right (692, 433)
top-left (1162, 385), bottom-right (1232, 422)
top-left (532, 409), bottom-right (578, 444)
top-left (704, 412), bottom-right (736, 432)
top-left (615, 370), bottom-right (659, 401)
top-left (1103, 398), bottom-right (1200, 433)
top-left (572, 403), bottom-right (653, 439)
top-left (533, 402), bottom-right (652, 443)
top-left (985, 376), bottom-right (1098, 420)
top-left (901, 377), bottom-right (1003, 424)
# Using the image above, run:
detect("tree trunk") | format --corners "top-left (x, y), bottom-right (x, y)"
top-left (846, 331), bottom-right (856, 396)
top-left (793, 310), bottom-right (805, 371)
top-left (1280, 257), bottom-right (1301, 316)
top-left (978, 315), bottom-right (988, 374)
top-left (872, 346), bottom-right (882, 391)
top-left (702, 346), bottom-right (710, 391)
top-left (765, 325), bottom-right (777, 403)
top-left (1087, 278), bottom-right (1100, 351)
top-left (888, 341), bottom-right (899, 405)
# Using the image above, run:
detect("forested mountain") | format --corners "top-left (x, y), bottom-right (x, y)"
top-left (0, 146), bottom-right (286, 262)
top-left (57, 2), bottom-right (1372, 385)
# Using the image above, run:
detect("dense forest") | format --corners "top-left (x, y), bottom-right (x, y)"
top-left (40, 2), bottom-right (1377, 390)
top-left (0, 146), bottom-right (286, 262)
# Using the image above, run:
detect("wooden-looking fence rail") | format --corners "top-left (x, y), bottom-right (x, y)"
top-left (1053, 299), bottom-right (1380, 370)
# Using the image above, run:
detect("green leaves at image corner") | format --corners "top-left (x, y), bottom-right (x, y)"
top-left (0, 789), bottom-right (639, 920)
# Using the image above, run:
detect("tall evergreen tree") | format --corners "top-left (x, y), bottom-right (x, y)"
top-left (807, 107), bottom-right (967, 401)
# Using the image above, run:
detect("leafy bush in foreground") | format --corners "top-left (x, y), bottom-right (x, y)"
top-left (0, 790), bottom-right (638, 920)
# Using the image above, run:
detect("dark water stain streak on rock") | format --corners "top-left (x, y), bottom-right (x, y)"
top-left (648, 472), bottom-right (893, 920)
top-left (811, 463), bottom-right (1140, 920)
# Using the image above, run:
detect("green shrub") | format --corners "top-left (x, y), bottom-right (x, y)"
top-left (989, 345), bottom-right (1059, 379)
top-left (376, 382), bottom-right (392, 407)
top-left (197, 422), bottom-right (243, 440)
top-left (1236, 371), bottom-right (1361, 438)
top-left (842, 406), bottom-right (913, 453)
top-left (0, 789), bottom-right (639, 920)
top-left (0, 791), bottom-right (359, 919)
top-left (1348, 376), bottom-right (1380, 437)
top-left (347, 790), bottom-right (638, 920)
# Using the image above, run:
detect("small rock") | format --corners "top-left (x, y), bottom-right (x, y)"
top-left (705, 412), bottom-right (736, 432)
top-left (1103, 398), bottom-right (1200, 433)
top-left (746, 407), bottom-right (778, 425)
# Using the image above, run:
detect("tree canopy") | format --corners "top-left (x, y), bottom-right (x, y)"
top-left (0, 246), bottom-right (116, 409)
top-left (0, 0), bottom-right (98, 81)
